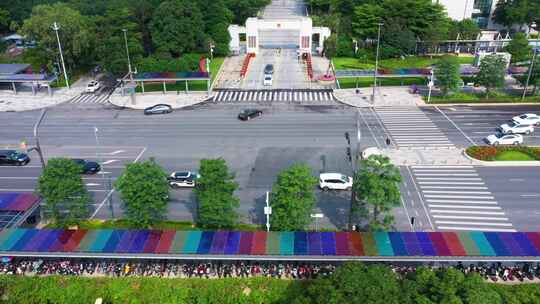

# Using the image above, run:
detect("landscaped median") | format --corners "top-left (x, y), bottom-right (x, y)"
top-left (465, 146), bottom-right (540, 164)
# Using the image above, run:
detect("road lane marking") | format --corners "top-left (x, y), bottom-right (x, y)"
top-left (429, 204), bottom-right (501, 209)
top-left (435, 106), bottom-right (477, 146)
top-left (521, 194), bottom-right (540, 197)
top-left (426, 199), bottom-right (497, 204)
top-left (420, 186), bottom-right (488, 190)
top-left (435, 221), bottom-right (513, 227)
top-left (437, 226), bottom-right (516, 232)
top-left (423, 190), bottom-right (491, 194)
top-left (415, 173), bottom-right (479, 177)
top-left (425, 195), bottom-right (494, 199)
top-left (418, 181), bottom-right (485, 185)
top-left (106, 150), bottom-right (126, 155)
top-left (101, 160), bottom-right (118, 165)
top-left (430, 210), bottom-right (505, 215)
top-left (433, 215), bottom-right (508, 221)
top-left (416, 177), bottom-right (482, 181)
top-left (412, 165), bottom-right (473, 168)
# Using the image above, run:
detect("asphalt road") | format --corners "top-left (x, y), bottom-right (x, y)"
top-left (0, 103), bottom-right (383, 229)
top-left (421, 105), bottom-right (540, 147)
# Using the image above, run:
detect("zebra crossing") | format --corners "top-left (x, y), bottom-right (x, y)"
top-left (411, 165), bottom-right (515, 232)
top-left (376, 107), bottom-right (454, 148)
top-left (69, 88), bottom-right (113, 104)
top-left (212, 90), bottom-right (335, 103)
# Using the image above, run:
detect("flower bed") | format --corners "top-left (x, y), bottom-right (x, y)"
top-left (466, 146), bottom-right (540, 161)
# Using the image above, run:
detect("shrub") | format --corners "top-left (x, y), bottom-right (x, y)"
top-left (466, 146), bottom-right (540, 161)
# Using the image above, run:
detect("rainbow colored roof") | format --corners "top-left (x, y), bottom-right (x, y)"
top-left (1, 229), bottom-right (540, 258)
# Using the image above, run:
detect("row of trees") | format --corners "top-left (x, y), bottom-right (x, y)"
top-left (1, 0), bottom-right (270, 74)
top-left (311, 0), bottom-right (481, 59)
top-left (38, 155), bottom-right (402, 231)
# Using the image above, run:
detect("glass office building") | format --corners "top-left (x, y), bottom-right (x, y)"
top-left (472, 0), bottom-right (494, 28)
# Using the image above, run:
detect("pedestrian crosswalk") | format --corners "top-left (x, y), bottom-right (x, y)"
top-left (376, 107), bottom-right (454, 148)
top-left (411, 165), bottom-right (515, 232)
top-left (69, 88), bottom-right (113, 104)
top-left (212, 90), bottom-right (335, 103)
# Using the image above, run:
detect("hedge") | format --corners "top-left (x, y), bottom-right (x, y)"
top-left (466, 146), bottom-right (540, 161)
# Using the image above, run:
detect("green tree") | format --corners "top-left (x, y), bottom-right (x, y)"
top-left (37, 158), bottom-right (91, 227)
top-left (95, 7), bottom-right (144, 74)
top-left (115, 159), bottom-right (169, 228)
top-left (269, 164), bottom-right (318, 231)
top-left (195, 158), bottom-right (239, 229)
top-left (475, 54), bottom-right (508, 98)
top-left (294, 262), bottom-right (401, 304)
top-left (434, 56), bottom-right (462, 96)
top-left (150, 0), bottom-right (205, 57)
top-left (20, 3), bottom-right (95, 70)
top-left (352, 3), bottom-right (384, 40)
top-left (0, 8), bottom-right (10, 33)
top-left (493, 0), bottom-right (540, 30)
top-left (323, 33), bottom-right (338, 59)
top-left (505, 32), bottom-right (532, 63)
top-left (353, 155), bottom-right (402, 231)
top-left (447, 19), bottom-right (481, 40)
top-left (380, 21), bottom-right (417, 58)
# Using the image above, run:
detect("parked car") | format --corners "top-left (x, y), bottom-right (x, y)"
top-left (485, 133), bottom-right (523, 146)
top-left (0, 150), bottom-right (30, 166)
top-left (71, 159), bottom-right (101, 174)
top-left (238, 109), bottom-right (262, 121)
top-left (168, 171), bottom-right (200, 188)
top-left (264, 64), bottom-right (274, 75)
top-left (263, 75), bottom-right (272, 86)
top-left (498, 121), bottom-right (534, 135)
top-left (85, 80), bottom-right (101, 93)
top-left (512, 113), bottom-right (540, 126)
top-left (144, 104), bottom-right (173, 115)
top-left (319, 173), bottom-right (353, 191)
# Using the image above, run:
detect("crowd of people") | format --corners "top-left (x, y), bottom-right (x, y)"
top-left (1, 258), bottom-right (540, 282)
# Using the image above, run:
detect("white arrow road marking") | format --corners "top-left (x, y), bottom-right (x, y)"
top-left (101, 160), bottom-right (118, 165)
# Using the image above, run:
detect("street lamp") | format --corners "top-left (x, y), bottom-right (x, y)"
top-left (352, 39), bottom-right (358, 55)
top-left (264, 191), bottom-right (272, 232)
top-left (122, 29), bottom-right (133, 81)
top-left (523, 49), bottom-right (538, 100)
top-left (427, 70), bottom-right (434, 103)
top-left (32, 108), bottom-right (47, 169)
top-left (371, 23), bottom-right (383, 102)
top-left (347, 110), bottom-right (362, 230)
top-left (52, 22), bottom-right (69, 89)
top-left (310, 213), bottom-right (323, 231)
top-left (209, 43), bottom-right (215, 60)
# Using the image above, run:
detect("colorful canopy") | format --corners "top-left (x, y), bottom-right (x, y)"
top-left (133, 72), bottom-right (210, 81)
top-left (0, 193), bottom-right (39, 212)
top-left (0, 229), bottom-right (539, 257)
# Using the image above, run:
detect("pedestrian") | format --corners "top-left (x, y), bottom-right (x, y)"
top-left (386, 137), bottom-right (391, 146)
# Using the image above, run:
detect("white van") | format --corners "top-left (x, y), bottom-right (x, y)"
top-left (263, 75), bottom-right (272, 86)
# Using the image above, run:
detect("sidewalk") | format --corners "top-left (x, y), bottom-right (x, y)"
top-left (334, 87), bottom-right (423, 108)
top-left (383, 147), bottom-right (476, 166)
top-left (0, 75), bottom-right (91, 112)
top-left (109, 90), bottom-right (211, 109)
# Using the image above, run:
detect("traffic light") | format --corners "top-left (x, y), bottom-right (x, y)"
top-left (346, 147), bottom-right (352, 162)
top-left (344, 132), bottom-right (350, 145)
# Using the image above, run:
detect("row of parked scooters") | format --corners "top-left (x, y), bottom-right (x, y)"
top-left (455, 262), bottom-right (540, 282)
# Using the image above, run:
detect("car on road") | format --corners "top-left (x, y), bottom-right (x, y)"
top-left (498, 121), bottom-right (534, 135)
top-left (144, 104), bottom-right (173, 115)
top-left (512, 113), bottom-right (540, 126)
top-left (319, 173), bottom-right (353, 191)
top-left (72, 159), bottom-right (101, 174)
top-left (85, 80), bottom-right (101, 93)
top-left (238, 109), bottom-right (262, 121)
top-left (168, 171), bottom-right (200, 188)
top-left (485, 133), bottom-right (523, 146)
top-left (263, 75), bottom-right (272, 86)
top-left (0, 150), bottom-right (30, 166)
top-left (264, 64), bottom-right (274, 75)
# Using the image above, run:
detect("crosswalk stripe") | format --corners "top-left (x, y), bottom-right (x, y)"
top-left (415, 174), bottom-right (479, 177)
top-left (423, 190), bottom-right (490, 194)
top-left (428, 204), bottom-right (500, 209)
top-left (435, 221), bottom-right (513, 226)
top-left (418, 182), bottom-right (485, 185)
top-left (433, 215), bottom-right (508, 221)
top-left (417, 177), bottom-right (482, 181)
top-left (412, 165), bottom-right (474, 169)
top-left (420, 186), bottom-right (488, 190)
top-left (430, 210), bottom-right (505, 215)
top-left (426, 199), bottom-right (497, 204)
top-left (437, 226), bottom-right (516, 232)
top-left (425, 195), bottom-right (494, 199)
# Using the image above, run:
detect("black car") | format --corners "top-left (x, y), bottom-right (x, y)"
top-left (144, 104), bottom-right (173, 115)
top-left (72, 159), bottom-right (101, 174)
top-left (264, 64), bottom-right (274, 75)
top-left (0, 150), bottom-right (30, 166)
top-left (238, 109), bottom-right (262, 121)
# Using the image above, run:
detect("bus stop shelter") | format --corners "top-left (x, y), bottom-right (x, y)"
top-left (119, 71), bottom-right (211, 96)
top-left (0, 64), bottom-right (57, 96)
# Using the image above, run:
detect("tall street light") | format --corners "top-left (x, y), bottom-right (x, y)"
top-left (33, 108), bottom-right (47, 169)
top-left (122, 29), bottom-right (133, 81)
top-left (52, 22), bottom-right (69, 89)
top-left (371, 23), bottom-right (383, 102)
top-left (522, 49), bottom-right (538, 100)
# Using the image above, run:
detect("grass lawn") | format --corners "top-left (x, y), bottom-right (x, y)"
top-left (45, 219), bottom-right (263, 231)
top-left (428, 92), bottom-right (540, 104)
top-left (337, 76), bottom-right (426, 89)
top-left (134, 57), bottom-right (224, 93)
top-left (493, 150), bottom-right (536, 161)
top-left (332, 55), bottom-right (474, 71)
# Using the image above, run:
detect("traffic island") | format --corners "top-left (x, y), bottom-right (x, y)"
top-left (464, 146), bottom-right (540, 166)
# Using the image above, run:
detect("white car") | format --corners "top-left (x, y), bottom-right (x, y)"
top-left (512, 113), bottom-right (540, 126)
top-left (319, 173), bottom-right (353, 191)
top-left (485, 133), bottom-right (523, 146)
top-left (168, 171), bottom-right (200, 188)
top-left (263, 75), bottom-right (272, 86)
top-left (498, 121), bottom-right (534, 135)
top-left (85, 80), bottom-right (100, 93)
top-left (361, 147), bottom-right (382, 160)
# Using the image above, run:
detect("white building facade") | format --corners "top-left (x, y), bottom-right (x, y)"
top-left (433, 0), bottom-right (501, 29)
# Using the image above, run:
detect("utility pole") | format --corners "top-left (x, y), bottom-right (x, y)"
top-left (264, 191), bottom-right (272, 232)
top-left (52, 22), bottom-right (69, 89)
top-left (371, 23), bottom-right (383, 102)
top-left (33, 108), bottom-right (47, 169)
top-left (122, 29), bottom-right (133, 81)
top-left (347, 110), bottom-right (362, 230)
top-left (522, 50), bottom-right (537, 100)
top-left (427, 70), bottom-right (434, 103)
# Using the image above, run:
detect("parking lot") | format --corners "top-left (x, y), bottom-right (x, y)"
top-left (421, 105), bottom-right (540, 147)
